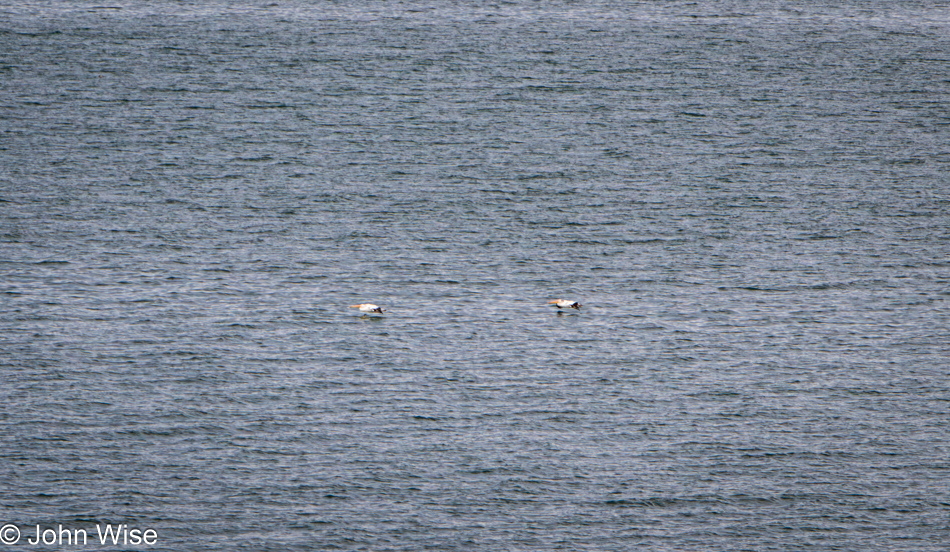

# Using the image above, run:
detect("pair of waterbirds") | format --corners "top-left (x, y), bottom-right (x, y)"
top-left (349, 299), bottom-right (581, 316)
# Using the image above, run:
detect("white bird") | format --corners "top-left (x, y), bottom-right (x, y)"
top-left (350, 303), bottom-right (384, 314)
top-left (548, 299), bottom-right (581, 310)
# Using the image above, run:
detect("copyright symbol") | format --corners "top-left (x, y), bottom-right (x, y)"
top-left (0, 524), bottom-right (19, 545)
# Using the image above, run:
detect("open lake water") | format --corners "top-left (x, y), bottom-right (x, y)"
top-left (1, 1), bottom-right (949, 550)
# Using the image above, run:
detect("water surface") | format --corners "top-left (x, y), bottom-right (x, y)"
top-left (1, 1), bottom-right (949, 550)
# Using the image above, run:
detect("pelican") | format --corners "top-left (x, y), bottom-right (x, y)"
top-left (548, 299), bottom-right (581, 310)
top-left (350, 303), bottom-right (384, 314)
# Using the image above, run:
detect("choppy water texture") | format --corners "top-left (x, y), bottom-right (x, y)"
top-left (2, 1), bottom-right (949, 550)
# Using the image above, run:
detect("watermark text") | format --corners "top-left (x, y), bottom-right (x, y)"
top-left (0, 524), bottom-right (157, 546)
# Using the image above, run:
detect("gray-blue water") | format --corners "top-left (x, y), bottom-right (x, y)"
top-left (2, 1), bottom-right (949, 550)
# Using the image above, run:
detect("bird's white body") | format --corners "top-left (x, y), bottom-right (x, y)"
top-left (548, 299), bottom-right (581, 310)
top-left (350, 303), bottom-right (384, 314)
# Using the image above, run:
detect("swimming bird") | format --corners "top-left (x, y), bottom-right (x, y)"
top-left (350, 303), bottom-right (384, 314)
top-left (548, 299), bottom-right (581, 310)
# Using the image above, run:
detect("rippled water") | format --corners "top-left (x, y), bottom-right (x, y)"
top-left (2, 1), bottom-right (949, 550)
